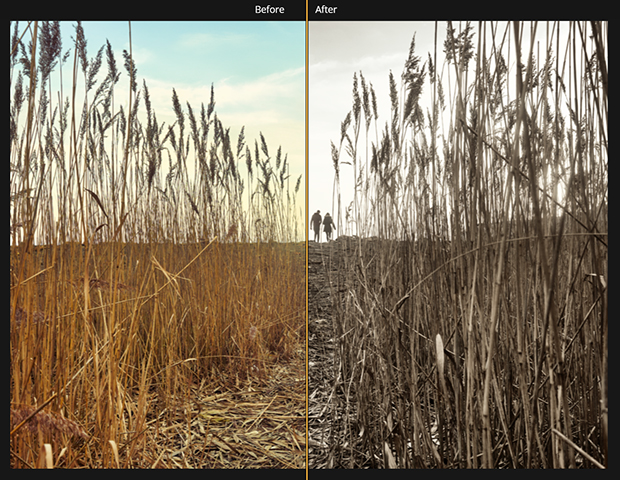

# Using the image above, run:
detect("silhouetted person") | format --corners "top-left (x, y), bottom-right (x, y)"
top-left (323, 213), bottom-right (336, 241)
top-left (311, 210), bottom-right (322, 242)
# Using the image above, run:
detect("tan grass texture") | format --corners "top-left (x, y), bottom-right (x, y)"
top-left (10, 21), bottom-right (305, 468)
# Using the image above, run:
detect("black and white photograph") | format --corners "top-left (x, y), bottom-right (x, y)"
top-left (308, 20), bottom-right (607, 469)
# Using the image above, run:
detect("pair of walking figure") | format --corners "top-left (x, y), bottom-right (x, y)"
top-left (311, 210), bottom-right (336, 242)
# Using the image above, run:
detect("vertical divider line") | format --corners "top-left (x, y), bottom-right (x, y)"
top-left (305, 1), bottom-right (309, 477)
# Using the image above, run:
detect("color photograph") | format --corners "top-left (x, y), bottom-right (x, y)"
top-left (10, 20), bottom-right (306, 468)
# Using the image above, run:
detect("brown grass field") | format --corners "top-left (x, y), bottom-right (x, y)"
top-left (9, 19), bottom-right (607, 470)
top-left (10, 21), bottom-right (305, 468)
top-left (313, 21), bottom-right (607, 468)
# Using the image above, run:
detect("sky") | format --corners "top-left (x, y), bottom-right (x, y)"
top-left (53, 20), bottom-right (306, 236)
top-left (308, 21), bottom-right (584, 239)
top-left (309, 21), bottom-right (446, 239)
top-left (12, 21), bottom-right (599, 244)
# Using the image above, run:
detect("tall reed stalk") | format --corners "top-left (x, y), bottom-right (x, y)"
top-left (10, 21), bottom-right (305, 468)
top-left (328, 21), bottom-right (607, 468)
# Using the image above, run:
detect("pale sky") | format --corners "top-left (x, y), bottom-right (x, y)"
top-left (12, 21), bottom-right (594, 244)
top-left (308, 21), bottom-right (580, 239)
top-left (309, 21), bottom-right (445, 238)
top-left (55, 21), bottom-right (306, 233)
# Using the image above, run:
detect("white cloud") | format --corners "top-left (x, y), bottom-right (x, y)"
top-left (178, 32), bottom-right (252, 50)
top-left (130, 46), bottom-right (155, 67)
top-left (215, 66), bottom-right (304, 109)
top-left (140, 66), bottom-right (303, 124)
top-left (138, 68), bottom-right (305, 173)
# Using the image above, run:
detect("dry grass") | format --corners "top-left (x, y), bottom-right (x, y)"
top-left (10, 21), bottom-right (305, 468)
top-left (324, 21), bottom-right (607, 468)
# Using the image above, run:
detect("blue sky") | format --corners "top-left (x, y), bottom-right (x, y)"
top-left (62, 20), bottom-right (304, 90)
top-left (13, 21), bottom-right (589, 243)
top-left (56, 20), bottom-right (306, 223)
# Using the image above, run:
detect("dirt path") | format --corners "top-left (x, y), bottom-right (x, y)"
top-left (307, 237), bottom-right (359, 468)
top-left (307, 240), bottom-right (337, 468)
